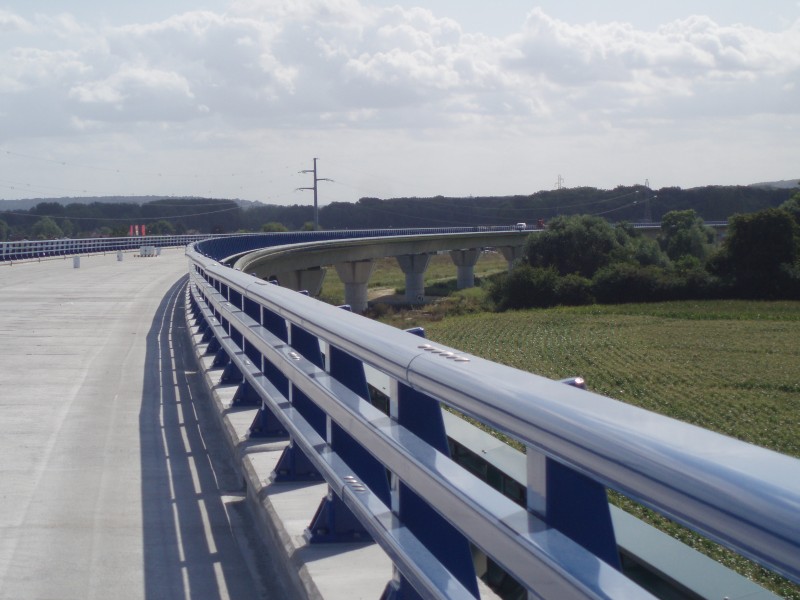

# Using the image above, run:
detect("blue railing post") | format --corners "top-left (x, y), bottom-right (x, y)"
top-left (544, 458), bottom-right (621, 570)
top-left (272, 324), bottom-right (325, 481)
top-left (306, 343), bottom-right (390, 543)
top-left (250, 305), bottom-right (291, 439)
top-left (384, 384), bottom-right (480, 600)
top-left (382, 327), bottom-right (480, 599)
top-left (231, 379), bottom-right (261, 407)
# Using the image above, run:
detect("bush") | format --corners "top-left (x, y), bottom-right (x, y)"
top-left (554, 274), bottom-right (595, 306)
top-left (672, 256), bottom-right (724, 299)
top-left (489, 266), bottom-right (559, 310)
top-left (592, 263), bottom-right (664, 304)
top-left (261, 221), bottom-right (289, 232)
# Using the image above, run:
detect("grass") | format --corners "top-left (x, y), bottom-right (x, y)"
top-left (398, 299), bottom-right (800, 599)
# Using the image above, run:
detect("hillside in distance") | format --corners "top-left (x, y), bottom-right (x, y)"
top-left (0, 195), bottom-right (256, 212)
top-left (749, 179), bottom-right (800, 190)
top-left (1, 181), bottom-right (798, 237)
top-left (319, 183), bottom-right (799, 230)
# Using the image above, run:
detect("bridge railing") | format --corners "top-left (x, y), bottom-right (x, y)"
top-left (0, 234), bottom-right (219, 262)
top-left (185, 235), bottom-right (799, 600)
top-left (0, 226), bottom-right (528, 264)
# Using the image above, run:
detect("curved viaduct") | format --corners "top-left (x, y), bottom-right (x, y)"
top-left (1, 228), bottom-right (796, 600)
top-left (234, 230), bottom-right (530, 312)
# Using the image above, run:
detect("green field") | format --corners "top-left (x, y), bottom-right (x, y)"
top-left (421, 300), bottom-right (800, 457)
top-left (406, 300), bottom-right (800, 598)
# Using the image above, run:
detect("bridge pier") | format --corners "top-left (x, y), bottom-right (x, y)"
top-left (268, 267), bottom-right (326, 296)
top-left (334, 259), bottom-right (375, 313)
top-left (500, 245), bottom-right (524, 270)
top-left (449, 249), bottom-right (481, 289)
top-left (396, 253), bottom-right (431, 304)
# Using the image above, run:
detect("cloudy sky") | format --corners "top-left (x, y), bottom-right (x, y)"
top-left (1, 1), bottom-right (798, 206)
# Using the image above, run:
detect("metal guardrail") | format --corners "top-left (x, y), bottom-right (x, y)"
top-left (0, 226), bottom-right (529, 264)
top-left (0, 221), bottom-right (728, 264)
top-left (0, 234), bottom-right (219, 262)
top-left (184, 233), bottom-right (799, 600)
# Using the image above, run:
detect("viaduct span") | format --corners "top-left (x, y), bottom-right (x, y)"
top-left (0, 227), bottom-right (796, 600)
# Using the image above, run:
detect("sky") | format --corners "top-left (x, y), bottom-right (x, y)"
top-left (1, 1), bottom-right (798, 206)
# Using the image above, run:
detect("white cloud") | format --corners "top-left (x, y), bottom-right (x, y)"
top-left (0, 1), bottom-right (798, 200)
top-left (69, 63), bottom-right (195, 106)
top-left (0, 9), bottom-right (31, 33)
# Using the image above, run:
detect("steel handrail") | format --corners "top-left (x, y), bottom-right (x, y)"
top-left (185, 233), bottom-right (800, 597)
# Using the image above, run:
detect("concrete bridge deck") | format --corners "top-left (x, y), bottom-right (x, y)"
top-left (0, 250), bottom-right (284, 600)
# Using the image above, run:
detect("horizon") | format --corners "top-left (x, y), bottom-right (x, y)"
top-left (2, 176), bottom-right (799, 208)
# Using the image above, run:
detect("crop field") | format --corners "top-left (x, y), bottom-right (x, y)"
top-left (422, 300), bottom-right (800, 457)
top-left (416, 300), bottom-right (800, 598)
top-left (319, 254), bottom-right (800, 596)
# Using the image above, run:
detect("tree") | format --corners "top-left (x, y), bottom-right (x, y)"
top-left (712, 208), bottom-right (800, 298)
top-left (0, 219), bottom-right (9, 241)
top-left (29, 217), bottom-right (64, 240)
top-left (658, 209), bottom-right (715, 261)
top-left (488, 266), bottom-right (559, 310)
top-left (261, 222), bottom-right (288, 232)
top-left (148, 220), bottom-right (176, 235)
top-left (780, 191), bottom-right (800, 225)
top-left (59, 219), bottom-right (75, 237)
top-left (626, 235), bottom-right (670, 267)
top-left (525, 214), bottom-right (621, 278)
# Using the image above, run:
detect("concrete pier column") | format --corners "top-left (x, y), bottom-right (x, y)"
top-left (396, 253), bottom-right (432, 303)
top-left (500, 246), bottom-right (525, 271)
top-left (273, 267), bottom-right (326, 296)
top-left (449, 248), bottom-right (481, 289)
top-left (334, 260), bottom-right (375, 313)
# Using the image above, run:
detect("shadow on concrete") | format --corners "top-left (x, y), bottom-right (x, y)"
top-left (139, 277), bottom-right (266, 600)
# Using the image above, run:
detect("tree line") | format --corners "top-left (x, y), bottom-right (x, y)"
top-left (488, 191), bottom-right (800, 306)
top-left (0, 184), bottom-right (796, 241)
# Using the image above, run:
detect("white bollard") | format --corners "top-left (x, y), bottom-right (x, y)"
top-left (73, 256), bottom-right (80, 268)
top-left (117, 251), bottom-right (123, 262)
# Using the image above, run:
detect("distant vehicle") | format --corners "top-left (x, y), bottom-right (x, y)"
top-left (514, 222), bottom-right (527, 230)
top-left (536, 218), bottom-right (546, 229)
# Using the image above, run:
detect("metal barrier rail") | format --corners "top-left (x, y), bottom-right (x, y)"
top-left (185, 237), bottom-right (800, 600)
top-left (192, 225), bottom-right (533, 264)
top-left (0, 222), bottom-right (727, 264)
top-left (0, 234), bottom-right (224, 262)
top-left (0, 226), bottom-right (527, 264)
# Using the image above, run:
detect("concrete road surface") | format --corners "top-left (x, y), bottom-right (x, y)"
top-left (0, 249), bottom-right (287, 600)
